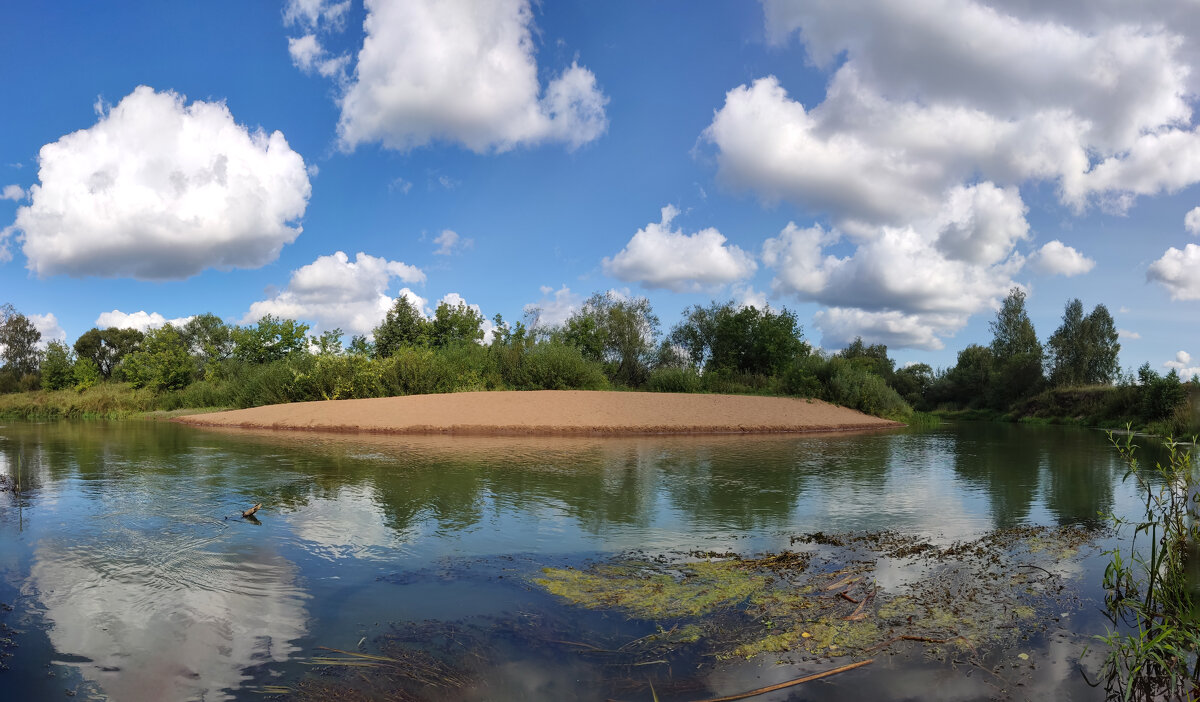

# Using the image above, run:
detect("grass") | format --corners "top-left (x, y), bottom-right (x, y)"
top-left (1096, 431), bottom-right (1200, 700)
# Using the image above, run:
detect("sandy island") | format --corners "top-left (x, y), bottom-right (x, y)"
top-left (173, 390), bottom-right (902, 436)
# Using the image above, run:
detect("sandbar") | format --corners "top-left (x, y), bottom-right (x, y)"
top-left (173, 390), bottom-right (903, 436)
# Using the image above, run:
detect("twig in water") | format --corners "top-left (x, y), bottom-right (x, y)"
top-left (687, 659), bottom-right (874, 702)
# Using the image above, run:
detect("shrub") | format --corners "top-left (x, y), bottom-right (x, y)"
top-left (516, 343), bottom-right (609, 391)
top-left (646, 367), bottom-right (702, 394)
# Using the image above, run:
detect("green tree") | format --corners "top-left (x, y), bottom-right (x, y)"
top-left (348, 334), bottom-right (374, 356)
top-left (669, 301), bottom-right (808, 376)
top-left (180, 313), bottom-right (234, 371)
top-left (122, 324), bottom-right (193, 391)
top-left (41, 341), bottom-right (75, 391)
top-left (0, 304), bottom-right (43, 377)
top-left (892, 362), bottom-right (933, 407)
top-left (988, 287), bottom-right (1044, 406)
top-left (1082, 304), bottom-right (1120, 385)
top-left (312, 328), bottom-right (344, 356)
top-left (837, 336), bottom-right (895, 382)
top-left (429, 301), bottom-right (484, 347)
top-left (561, 292), bottom-right (660, 386)
top-left (944, 344), bottom-right (994, 407)
top-left (232, 315), bottom-right (310, 363)
top-left (373, 295), bottom-right (429, 358)
top-left (73, 327), bottom-right (144, 379)
top-left (1047, 298), bottom-right (1086, 386)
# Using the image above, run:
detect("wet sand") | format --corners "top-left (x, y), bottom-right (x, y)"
top-left (173, 390), bottom-right (902, 436)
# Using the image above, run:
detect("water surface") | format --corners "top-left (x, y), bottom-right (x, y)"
top-left (0, 420), bottom-right (1163, 700)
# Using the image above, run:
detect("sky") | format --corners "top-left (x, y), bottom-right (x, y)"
top-left (3, 0), bottom-right (1200, 376)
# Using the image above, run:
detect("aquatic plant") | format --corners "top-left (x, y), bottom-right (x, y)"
top-left (1098, 432), bottom-right (1200, 700)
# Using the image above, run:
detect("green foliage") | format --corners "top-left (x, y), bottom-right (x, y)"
top-left (1048, 299), bottom-right (1121, 387)
top-left (823, 359), bottom-right (912, 419)
top-left (1098, 433), bottom-right (1200, 700)
top-left (73, 358), bottom-right (102, 391)
top-left (670, 301), bottom-right (809, 377)
top-left (179, 313), bottom-right (234, 377)
top-left (74, 327), bottom-right (144, 379)
top-left (429, 301), bottom-right (485, 348)
top-left (892, 363), bottom-right (933, 407)
top-left (0, 303), bottom-right (42, 377)
top-left (777, 354), bottom-right (823, 398)
top-left (373, 296), bottom-right (429, 357)
top-left (988, 287), bottom-right (1044, 404)
top-left (232, 315), bottom-right (310, 364)
top-left (646, 366), bottom-right (702, 394)
top-left (561, 292), bottom-right (660, 387)
top-left (41, 341), bottom-right (75, 391)
top-left (509, 342), bottom-right (609, 391)
top-left (122, 325), bottom-right (193, 391)
top-left (311, 328), bottom-right (344, 356)
top-left (837, 337), bottom-right (894, 382)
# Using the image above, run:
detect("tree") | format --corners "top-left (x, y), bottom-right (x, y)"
top-left (232, 315), bottom-right (310, 364)
top-left (0, 304), bottom-right (42, 377)
top-left (561, 292), bottom-right (660, 386)
top-left (312, 328), bottom-right (344, 356)
top-left (988, 287), bottom-right (1044, 406)
top-left (373, 295), bottom-right (429, 358)
top-left (945, 344), bottom-right (994, 407)
top-left (837, 336), bottom-right (894, 382)
top-left (1082, 304), bottom-right (1120, 385)
top-left (892, 363), bottom-right (933, 407)
top-left (669, 301), bottom-right (808, 376)
top-left (1048, 299), bottom-right (1121, 387)
top-left (429, 301), bottom-right (484, 347)
top-left (41, 341), bottom-right (75, 391)
top-left (73, 327), bottom-right (144, 379)
top-left (122, 325), bottom-right (193, 391)
top-left (1047, 299), bottom-right (1086, 386)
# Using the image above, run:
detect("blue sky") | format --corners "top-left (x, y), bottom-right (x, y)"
top-left (3, 0), bottom-right (1200, 375)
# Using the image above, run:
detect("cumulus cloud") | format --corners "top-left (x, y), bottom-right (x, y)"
top-left (1147, 243), bottom-right (1200, 300)
top-left (1118, 328), bottom-right (1141, 340)
top-left (29, 313), bottom-right (65, 348)
top-left (701, 0), bottom-right (1200, 345)
top-left (1186, 207), bottom-right (1200, 235)
top-left (1, 185), bottom-right (23, 201)
top-left (283, 0), bottom-right (350, 31)
top-left (602, 205), bottom-right (757, 292)
top-left (1030, 240), bottom-right (1095, 276)
top-left (96, 310), bottom-right (194, 333)
top-left (432, 229), bottom-right (473, 256)
top-left (524, 285), bottom-right (583, 328)
top-left (761, 184), bottom-right (1025, 348)
top-left (244, 251), bottom-right (425, 335)
top-left (333, 0), bottom-right (608, 153)
top-left (1164, 350), bottom-right (1200, 380)
top-left (10, 86), bottom-right (310, 279)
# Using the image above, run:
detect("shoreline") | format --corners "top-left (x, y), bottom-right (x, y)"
top-left (172, 390), bottom-right (904, 437)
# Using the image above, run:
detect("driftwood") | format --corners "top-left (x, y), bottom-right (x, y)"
top-left (242, 503), bottom-right (263, 519)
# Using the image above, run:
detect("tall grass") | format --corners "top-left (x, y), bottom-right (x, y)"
top-left (1097, 431), bottom-right (1200, 700)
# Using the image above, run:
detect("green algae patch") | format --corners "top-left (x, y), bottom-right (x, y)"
top-left (533, 525), bottom-right (1102, 664)
top-left (536, 560), bottom-right (770, 619)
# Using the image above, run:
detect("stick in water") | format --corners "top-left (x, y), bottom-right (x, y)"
top-left (689, 658), bottom-right (874, 702)
top-left (242, 503), bottom-right (263, 519)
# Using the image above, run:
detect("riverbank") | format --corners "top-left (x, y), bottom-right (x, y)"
top-left (173, 390), bottom-right (903, 436)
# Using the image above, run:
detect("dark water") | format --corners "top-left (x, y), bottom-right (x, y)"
top-left (0, 420), bottom-right (1179, 700)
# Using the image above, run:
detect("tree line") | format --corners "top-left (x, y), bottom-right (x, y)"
top-left (0, 288), bottom-right (1192, 431)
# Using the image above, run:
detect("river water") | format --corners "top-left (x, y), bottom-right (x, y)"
top-left (0, 419), bottom-right (1179, 700)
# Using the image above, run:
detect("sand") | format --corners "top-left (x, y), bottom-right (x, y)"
top-left (173, 390), bottom-right (902, 436)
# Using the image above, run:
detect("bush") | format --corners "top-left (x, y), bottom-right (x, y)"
top-left (646, 367), bottom-right (702, 393)
top-left (516, 343), bottom-right (609, 391)
top-left (825, 363), bottom-right (912, 419)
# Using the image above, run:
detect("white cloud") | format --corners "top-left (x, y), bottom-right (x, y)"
top-left (523, 285), bottom-right (583, 328)
top-left (28, 313), bottom-right (65, 349)
top-left (701, 1), bottom-right (1200, 344)
top-left (1147, 243), bottom-right (1200, 300)
top-left (389, 177), bottom-right (412, 195)
top-left (283, 0), bottom-right (350, 32)
top-left (11, 86), bottom-right (310, 279)
top-left (287, 33), bottom-right (349, 79)
top-left (96, 310), bottom-right (194, 333)
top-left (1118, 328), bottom-right (1141, 340)
top-left (761, 185), bottom-right (1025, 348)
top-left (334, 0), bottom-right (608, 153)
top-left (1030, 240), bottom-right (1095, 276)
top-left (1186, 206), bottom-right (1200, 235)
top-left (244, 251), bottom-right (425, 335)
top-left (0, 184), bottom-right (23, 201)
top-left (1164, 350), bottom-right (1200, 380)
top-left (433, 229), bottom-right (473, 256)
top-left (602, 205), bottom-right (757, 292)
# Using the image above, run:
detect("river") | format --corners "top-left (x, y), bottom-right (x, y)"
top-left (0, 419), bottom-right (1178, 700)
